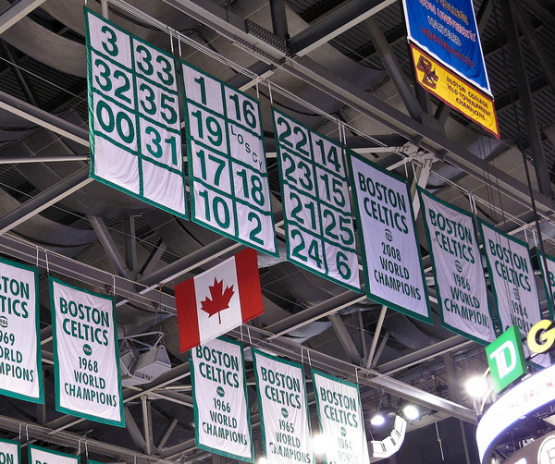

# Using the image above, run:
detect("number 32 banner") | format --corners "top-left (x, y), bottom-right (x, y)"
top-left (49, 277), bottom-right (124, 426)
top-left (182, 62), bottom-right (277, 256)
top-left (85, 8), bottom-right (187, 219)
top-left (272, 110), bottom-right (361, 291)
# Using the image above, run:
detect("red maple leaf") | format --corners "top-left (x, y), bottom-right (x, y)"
top-left (200, 278), bottom-right (235, 324)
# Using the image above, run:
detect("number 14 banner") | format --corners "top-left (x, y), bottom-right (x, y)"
top-left (272, 109), bottom-right (361, 291)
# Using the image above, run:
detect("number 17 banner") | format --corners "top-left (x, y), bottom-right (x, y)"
top-left (182, 62), bottom-right (278, 256)
top-left (272, 109), bottom-right (361, 291)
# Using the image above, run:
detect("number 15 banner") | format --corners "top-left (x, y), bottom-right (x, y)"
top-left (182, 62), bottom-right (278, 256)
top-left (272, 109), bottom-right (361, 291)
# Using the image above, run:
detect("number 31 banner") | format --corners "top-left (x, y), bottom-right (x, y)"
top-left (85, 8), bottom-right (188, 219)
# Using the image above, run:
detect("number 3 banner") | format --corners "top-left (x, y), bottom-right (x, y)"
top-left (182, 62), bottom-right (278, 256)
top-left (272, 109), bottom-right (361, 291)
top-left (85, 8), bottom-right (188, 219)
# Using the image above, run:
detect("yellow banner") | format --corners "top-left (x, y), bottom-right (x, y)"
top-left (411, 44), bottom-right (500, 139)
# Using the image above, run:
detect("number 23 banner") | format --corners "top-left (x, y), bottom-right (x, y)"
top-left (49, 276), bottom-right (124, 426)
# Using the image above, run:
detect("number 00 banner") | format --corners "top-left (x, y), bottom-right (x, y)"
top-left (191, 338), bottom-right (253, 462)
top-left (348, 150), bottom-right (431, 323)
top-left (49, 277), bottom-right (124, 426)
top-left (418, 188), bottom-right (495, 344)
top-left (253, 349), bottom-right (313, 464)
top-left (182, 62), bottom-right (277, 256)
top-left (312, 370), bottom-right (370, 464)
top-left (272, 109), bottom-right (361, 292)
top-left (85, 8), bottom-right (188, 219)
top-left (0, 258), bottom-right (43, 403)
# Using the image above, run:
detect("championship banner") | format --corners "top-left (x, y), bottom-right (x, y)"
top-left (49, 276), bottom-right (124, 426)
top-left (191, 338), bottom-right (253, 462)
top-left (181, 61), bottom-right (277, 256)
top-left (175, 248), bottom-right (264, 353)
top-left (29, 446), bottom-right (78, 464)
top-left (537, 250), bottom-right (555, 319)
top-left (348, 150), bottom-right (432, 323)
top-left (479, 220), bottom-right (550, 366)
top-left (0, 258), bottom-right (43, 403)
top-left (252, 349), bottom-right (313, 464)
top-left (85, 8), bottom-right (188, 218)
top-left (0, 439), bottom-right (20, 464)
top-left (272, 109), bottom-right (361, 292)
top-left (402, 0), bottom-right (491, 94)
top-left (312, 370), bottom-right (370, 464)
top-left (411, 45), bottom-right (499, 138)
top-left (418, 188), bottom-right (495, 344)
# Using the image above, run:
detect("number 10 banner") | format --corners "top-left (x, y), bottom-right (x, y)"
top-left (272, 109), bottom-right (361, 291)
top-left (182, 62), bottom-right (278, 256)
top-left (85, 8), bottom-right (187, 219)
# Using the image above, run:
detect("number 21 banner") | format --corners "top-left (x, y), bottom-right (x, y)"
top-left (272, 109), bottom-right (361, 291)
top-left (182, 62), bottom-right (277, 256)
top-left (85, 8), bottom-right (187, 219)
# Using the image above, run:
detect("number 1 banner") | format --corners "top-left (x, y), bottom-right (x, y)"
top-left (182, 62), bottom-right (277, 256)
top-left (85, 8), bottom-right (187, 218)
top-left (272, 109), bottom-right (361, 291)
top-left (191, 338), bottom-right (253, 462)
top-left (49, 276), bottom-right (124, 426)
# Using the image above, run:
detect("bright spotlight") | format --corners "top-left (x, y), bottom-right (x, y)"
top-left (258, 457), bottom-right (268, 464)
top-left (370, 413), bottom-right (386, 426)
top-left (312, 434), bottom-right (331, 456)
top-left (403, 404), bottom-right (420, 420)
top-left (466, 376), bottom-right (488, 398)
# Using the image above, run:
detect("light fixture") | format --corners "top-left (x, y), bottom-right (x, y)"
top-left (370, 413), bottom-right (386, 426)
top-left (466, 376), bottom-right (489, 398)
top-left (402, 404), bottom-right (420, 421)
top-left (312, 433), bottom-right (331, 456)
top-left (258, 457), bottom-right (268, 464)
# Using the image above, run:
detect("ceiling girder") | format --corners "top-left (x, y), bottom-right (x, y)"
top-left (0, 0), bottom-right (48, 35)
top-left (329, 314), bottom-right (363, 365)
top-left (88, 215), bottom-right (132, 279)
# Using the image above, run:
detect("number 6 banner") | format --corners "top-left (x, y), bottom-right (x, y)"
top-left (85, 8), bottom-right (188, 219)
top-left (182, 61), bottom-right (278, 256)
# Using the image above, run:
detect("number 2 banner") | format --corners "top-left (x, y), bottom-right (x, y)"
top-left (85, 8), bottom-right (188, 219)
top-left (182, 62), bottom-right (278, 256)
top-left (272, 109), bottom-right (361, 291)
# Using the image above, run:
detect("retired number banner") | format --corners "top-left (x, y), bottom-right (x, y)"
top-left (348, 150), bottom-right (431, 323)
top-left (418, 189), bottom-right (495, 344)
top-left (312, 370), bottom-right (370, 464)
top-left (49, 276), bottom-right (124, 426)
top-left (29, 446), bottom-right (78, 464)
top-left (0, 439), bottom-right (19, 464)
top-left (479, 220), bottom-right (549, 366)
top-left (85, 8), bottom-right (187, 218)
top-left (253, 349), bottom-right (313, 464)
top-left (191, 338), bottom-right (253, 462)
top-left (182, 62), bottom-right (277, 256)
top-left (272, 109), bottom-right (361, 291)
top-left (537, 250), bottom-right (555, 319)
top-left (0, 258), bottom-right (42, 403)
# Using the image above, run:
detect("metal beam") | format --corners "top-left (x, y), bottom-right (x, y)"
top-left (124, 215), bottom-right (138, 276)
top-left (503, 0), bottom-right (552, 197)
top-left (0, 0), bottom-right (48, 34)
top-left (269, 0), bottom-right (288, 39)
top-left (0, 167), bottom-right (92, 235)
top-left (140, 239), bottom-right (168, 277)
top-left (365, 306), bottom-right (386, 369)
top-left (157, 418), bottom-right (178, 449)
top-left (88, 215), bottom-right (130, 278)
top-left (0, 40), bottom-right (40, 107)
top-left (329, 314), bottom-right (362, 365)
top-left (288, 0), bottom-right (396, 56)
top-left (0, 155), bottom-right (89, 164)
top-left (0, 90), bottom-right (89, 146)
top-left (124, 407), bottom-right (147, 453)
top-left (363, 18), bottom-right (423, 121)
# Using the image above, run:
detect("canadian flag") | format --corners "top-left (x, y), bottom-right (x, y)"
top-left (175, 248), bottom-right (264, 352)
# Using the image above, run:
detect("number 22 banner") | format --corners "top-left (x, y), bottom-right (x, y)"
top-left (272, 109), bottom-right (361, 291)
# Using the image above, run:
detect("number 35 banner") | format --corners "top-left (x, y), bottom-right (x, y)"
top-left (272, 109), bottom-right (361, 291)
top-left (182, 62), bottom-right (278, 256)
top-left (49, 276), bottom-right (124, 427)
top-left (85, 8), bottom-right (188, 219)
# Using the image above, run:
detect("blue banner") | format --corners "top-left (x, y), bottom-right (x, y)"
top-left (403, 0), bottom-right (491, 94)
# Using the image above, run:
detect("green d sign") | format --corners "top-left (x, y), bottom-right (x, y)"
top-left (486, 325), bottom-right (527, 393)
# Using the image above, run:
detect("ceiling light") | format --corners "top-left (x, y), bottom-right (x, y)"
top-left (370, 413), bottom-right (386, 426)
top-left (312, 434), bottom-right (332, 455)
top-left (403, 404), bottom-right (420, 420)
top-left (466, 376), bottom-right (488, 398)
top-left (258, 457), bottom-right (268, 464)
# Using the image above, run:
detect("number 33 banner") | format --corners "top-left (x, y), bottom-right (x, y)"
top-left (85, 8), bottom-right (188, 219)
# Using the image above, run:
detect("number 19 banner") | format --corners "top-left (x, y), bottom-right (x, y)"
top-left (85, 8), bottom-right (188, 218)
top-left (182, 62), bottom-right (278, 256)
top-left (272, 109), bottom-right (361, 291)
